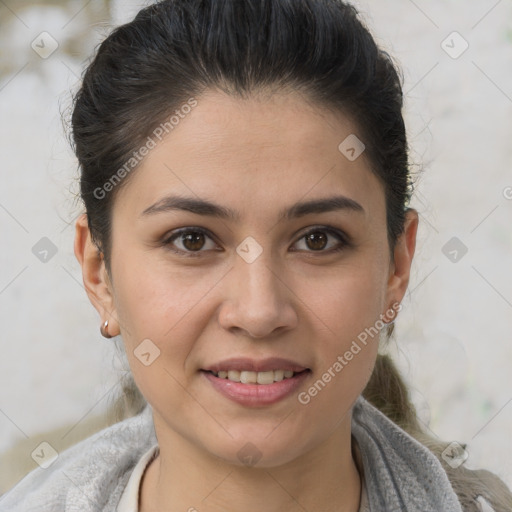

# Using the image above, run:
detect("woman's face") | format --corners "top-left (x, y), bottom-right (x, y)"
top-left (78, 89), bottom-right (417, 467)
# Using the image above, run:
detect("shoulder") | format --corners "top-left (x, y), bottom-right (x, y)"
top-left (0, 405), bottom-right (156, 512)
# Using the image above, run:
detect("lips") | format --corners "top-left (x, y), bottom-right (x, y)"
top-left (200, 357), bottom-right (311, 406)
top-left (202, 368), bottom-right (311, 406)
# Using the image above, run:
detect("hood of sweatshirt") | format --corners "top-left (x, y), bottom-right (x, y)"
top-left (0, 394), bottom-right (462, 512)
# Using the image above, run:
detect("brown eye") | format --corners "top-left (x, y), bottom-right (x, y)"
top-left (181, 231), bottom-right (206, 251)
top-left (292, 227), bottom-right (349, 254)
top-left (304, 231), bottom-right (328, 251)
top-left (164, 228), bottom-right (218, 256)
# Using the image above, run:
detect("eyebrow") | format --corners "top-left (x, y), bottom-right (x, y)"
top-left (140, 194), bottom-right (365, 221)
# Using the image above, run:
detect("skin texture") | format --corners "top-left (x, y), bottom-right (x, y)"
top-left (74, 89), bottom-right (418, 512)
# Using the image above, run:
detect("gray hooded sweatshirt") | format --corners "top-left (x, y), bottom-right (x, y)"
top-left (0, 395), bottom-right (463, 511)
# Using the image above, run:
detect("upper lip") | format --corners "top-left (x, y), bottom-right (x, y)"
top-left (202, 357), bottom-right (310, 373)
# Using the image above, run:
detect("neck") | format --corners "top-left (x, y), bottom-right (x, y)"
top-left (140, 413), bottom-right (362, 512)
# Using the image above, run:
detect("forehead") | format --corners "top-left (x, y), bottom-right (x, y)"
top-left (114, 89), bottom-right (385, 225)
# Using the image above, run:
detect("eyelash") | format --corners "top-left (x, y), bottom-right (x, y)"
top-left (162, 226), bottom-right (351, 258)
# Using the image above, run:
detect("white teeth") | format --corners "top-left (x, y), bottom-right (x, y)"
top-left (240, 371), bottom-right (257, 384)
top-left (256, 371), bottom-right (274, 385)
top-left (212, 369), bottom-right (301, 384)
top-left (274, 370), bottom-right (284, 381)
top-left (227, 370), bottom-right (241, 382)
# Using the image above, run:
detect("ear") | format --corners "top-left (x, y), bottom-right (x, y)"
top-left (74, 213), bottom-right (120, 337)
top-left (385, 208), bottom-right (419, 309)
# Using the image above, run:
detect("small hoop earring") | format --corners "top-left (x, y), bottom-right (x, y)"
top-left (100, 319), bottom-right (113, 339)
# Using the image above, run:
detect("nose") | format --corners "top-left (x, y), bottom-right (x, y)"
top-left (218, 251), bottom-right (298, 339)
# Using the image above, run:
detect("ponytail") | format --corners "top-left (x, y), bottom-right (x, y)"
top-left (363, 352), bottom-right (512, 511)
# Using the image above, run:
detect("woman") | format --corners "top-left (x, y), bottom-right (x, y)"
top-left (1, 0), bottom-right (511, 510)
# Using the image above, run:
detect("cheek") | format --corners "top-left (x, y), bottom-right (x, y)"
top-left (302, 257), bottom-right (387, 339)
top-left (112, 260), bottom-right (226, 397)
top-left (114, 256), bottom-right (219, 343)
top-left (295, 275), bottom-right (384, 420)
top-left (298, 260), bottom-right (385, 390)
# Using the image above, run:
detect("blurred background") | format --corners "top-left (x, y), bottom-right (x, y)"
top-left (0, 0), bottom-right (511, 495)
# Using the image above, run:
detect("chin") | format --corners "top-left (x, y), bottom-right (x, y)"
top-left (204, 432), bottom-right (312, 469)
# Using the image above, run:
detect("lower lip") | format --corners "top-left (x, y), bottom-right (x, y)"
top-left (201, 370), bottom-right (311, 407)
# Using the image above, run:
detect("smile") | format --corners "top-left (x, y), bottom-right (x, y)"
top-left (208, 369), bottom-right (302, 384)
